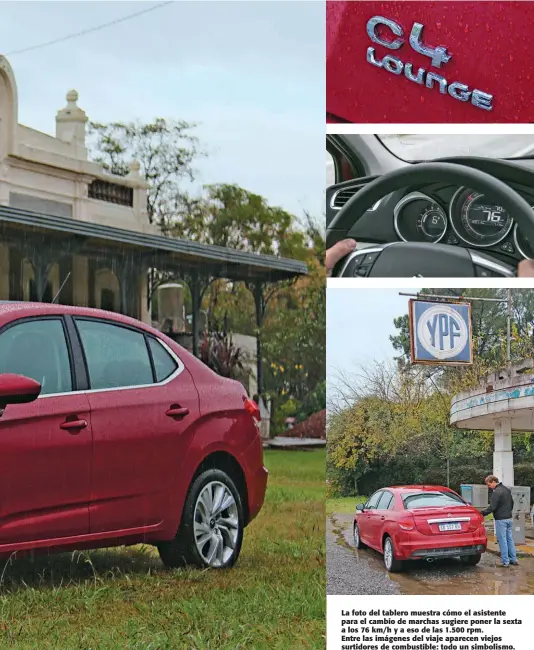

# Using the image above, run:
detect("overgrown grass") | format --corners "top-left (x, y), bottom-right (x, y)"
top-left (326, 496), bottom-right (367, 515)
top-left (0, 449), bottom-right (325, 649)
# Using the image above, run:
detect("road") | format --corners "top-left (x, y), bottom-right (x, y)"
top-left (379, 134), bottom-right (534, 161)
top-left (327, 513), bottom-right (534, 595)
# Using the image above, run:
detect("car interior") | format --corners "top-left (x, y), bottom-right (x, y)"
top-left (326, 134), bottom-right (534, 277)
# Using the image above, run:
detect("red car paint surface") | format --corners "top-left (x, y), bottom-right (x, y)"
top-left (327, 1), bottom-right (534, 123)
top-left (354, 485), bottom-right (487, 562)
top-left (0, 302), bottom-right (267, 560)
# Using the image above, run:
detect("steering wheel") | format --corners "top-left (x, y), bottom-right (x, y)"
top-left (327, 162), bottom-right (534, 277)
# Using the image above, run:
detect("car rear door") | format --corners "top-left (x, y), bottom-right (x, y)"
top-left (360, 490), bottom-right (383, 548)
top-left (72, 317), bottom-right (200, 535)
top-left (0, 316), bottom-right (92, 544)
top-left (373, 490), bottom-right (394, 547)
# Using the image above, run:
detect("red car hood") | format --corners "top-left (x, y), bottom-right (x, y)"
top-left (327, 1), bottom-right (534, 123)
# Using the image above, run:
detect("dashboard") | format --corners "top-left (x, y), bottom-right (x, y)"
top-left (325, 157), bottom-right (534, 266)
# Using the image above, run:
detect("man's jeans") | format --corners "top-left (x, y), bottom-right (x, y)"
top-left (495, 519), bottom-right (517, 565)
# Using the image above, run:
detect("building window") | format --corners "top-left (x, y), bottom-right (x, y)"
top-left (29, 279), bottom-right (53, 302)
top-left (88, 180), bottom-right (133, 207)
top-left (100, 288), bottom-right (116, 312)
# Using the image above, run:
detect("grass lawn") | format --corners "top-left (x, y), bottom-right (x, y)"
top-left (326, 496), bottom-right (366, 515)
top-left (0, 449), bottom-right (325, 649)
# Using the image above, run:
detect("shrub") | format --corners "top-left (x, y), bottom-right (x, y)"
top-left (289, 410), bottom-right (326, 439)
top-left (199, 331), bottom-right (245, 379)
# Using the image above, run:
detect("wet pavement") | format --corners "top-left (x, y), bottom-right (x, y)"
top-left (327, 513), bottom-right (534, 595)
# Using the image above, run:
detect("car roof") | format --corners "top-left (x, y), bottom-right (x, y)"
top-left (0, 301), bottom-right (152, 331)
top-left (386, 485), bottom-right (453, 493)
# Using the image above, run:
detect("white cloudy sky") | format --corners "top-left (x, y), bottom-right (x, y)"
top-left (1, 1), bottom-right (324, 218)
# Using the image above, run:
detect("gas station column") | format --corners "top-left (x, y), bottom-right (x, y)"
top-left (493, 417), bottom-right (514, 486)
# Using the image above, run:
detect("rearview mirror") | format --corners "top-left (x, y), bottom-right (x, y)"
top-left (0, 374), bottom-right (41, 408)
top-left (356, 503), bottom-right (365, 512)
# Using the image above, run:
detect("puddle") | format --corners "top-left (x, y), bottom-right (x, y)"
top-left (330, 513), bottom-right (534, 595)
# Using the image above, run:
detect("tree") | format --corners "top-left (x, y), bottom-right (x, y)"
top-left (88, 118), bottom-right (203, 228)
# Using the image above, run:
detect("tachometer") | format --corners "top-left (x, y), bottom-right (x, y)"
top-left (451, 188), bottom-right (513, 247)
top-left (394, 192), bottom-right (447, 244)
top-left (514, 224), bottom-right (534, 259)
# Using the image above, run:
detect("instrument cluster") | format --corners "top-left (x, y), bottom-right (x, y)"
top-left (393, 186), bottom-right (534, 258)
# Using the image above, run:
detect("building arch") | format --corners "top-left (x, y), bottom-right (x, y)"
top-left (95, 268), bottom-right (120, 312)
top-left (0, 56), bottom-right (18, 158)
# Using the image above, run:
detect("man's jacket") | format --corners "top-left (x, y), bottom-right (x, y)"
top-left (482, 483), bottom-right (514, 520)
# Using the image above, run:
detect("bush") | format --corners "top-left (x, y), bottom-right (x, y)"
top-left (199, 331), bottom-right (245, 379)
top-left (289, 410), bottom-right (325, 439)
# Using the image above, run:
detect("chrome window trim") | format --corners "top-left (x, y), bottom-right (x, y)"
top-left (330, 185), bottom-right (384, 212)
top-left (393, 191), bottom-right (447, 244)
top-left (470, 252), bottom-right (515, 277)
top-left (37, 337), bottom-right (185, 399)
top-left (449, 186), bottom-right (514, 249)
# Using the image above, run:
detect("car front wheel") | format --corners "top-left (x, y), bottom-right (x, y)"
top-left (383, 536), bottom-right (403, 573)
top-left (158, 468), bottom-right (244, 569)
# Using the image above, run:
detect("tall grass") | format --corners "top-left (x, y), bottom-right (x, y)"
top-left (0, 449), bottom-right (325, 649)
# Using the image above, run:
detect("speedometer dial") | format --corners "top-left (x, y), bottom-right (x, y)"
top-left (451, 188), bottom-right (513, 247)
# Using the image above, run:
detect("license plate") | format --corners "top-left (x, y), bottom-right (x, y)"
top-left (439, 522), bottom-right (462, 532)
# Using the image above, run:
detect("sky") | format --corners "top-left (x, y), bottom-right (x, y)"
top-left (326, 287), bottom-right (424, 400)
top-left (0, 1), bottom-right (324, 219)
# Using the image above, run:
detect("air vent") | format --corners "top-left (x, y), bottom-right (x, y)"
top-left (331, 186), bottom-right (361, 209)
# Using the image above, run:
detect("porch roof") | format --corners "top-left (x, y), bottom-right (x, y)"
top-left (0, 205), bottom-right (308, 282)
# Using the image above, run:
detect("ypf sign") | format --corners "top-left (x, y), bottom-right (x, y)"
top-left (409, 299), bottom-right (472, 365)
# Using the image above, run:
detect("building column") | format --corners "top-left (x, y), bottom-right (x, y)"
top-left (494, 417), bottom-right (514, 486)
top-left (253, 280), bottom-right (267, 397)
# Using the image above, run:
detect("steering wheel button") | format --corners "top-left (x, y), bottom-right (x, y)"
top-left (363, 253), bottom-right (379, 264)
top-left (475, 266), bottom-right (493, 277)
top-left (355, 266), bottom-right (369, 277)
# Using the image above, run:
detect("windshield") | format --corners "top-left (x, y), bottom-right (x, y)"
top-left (402, 492), bottom-right (466, 510)
top-left (377, 135), bottom-right (534, 161)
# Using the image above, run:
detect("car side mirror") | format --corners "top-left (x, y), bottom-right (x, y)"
top-left (0, 374), bottom-right (41, 409)
top-left (356, 503), bottom-right (365, 512)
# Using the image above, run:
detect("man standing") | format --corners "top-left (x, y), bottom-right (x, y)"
top-left (481, 475), bottom-right (518, 567)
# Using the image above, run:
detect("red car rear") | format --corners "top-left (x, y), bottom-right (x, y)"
top-left (353, 485), bottom-right (487, 572)
top-left (0, 302), bottom-right (267, 569)
top-left (327, 1), bottom-right (534, 123)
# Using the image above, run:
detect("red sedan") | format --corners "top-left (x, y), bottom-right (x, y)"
top-left (353, 485), bottom-right (487, 572)
top-left (0, 302), bottom-right (267, 569)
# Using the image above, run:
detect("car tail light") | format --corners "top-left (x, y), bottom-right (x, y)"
top-left (243, 397), bottom-right (261, 421)
top-left (468, 513), bottom-right (483, 532)
top-left (398, 518), bottom-right (414, 531)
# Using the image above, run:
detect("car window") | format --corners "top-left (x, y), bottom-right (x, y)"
top-left (365, 491), bottom-right (383, 510)
top-left (148, 337), bottom-right (178, 382)
top-left (376, 491), bottom-right (393, 510)
top-left (75, 319), bottom-right (154, 390)
top-left (326, 151), bottom-right (336, 187)
top-left (0, 319), bottom-right (72, 395)
top-left (403, 491), bottom-right (467, 510)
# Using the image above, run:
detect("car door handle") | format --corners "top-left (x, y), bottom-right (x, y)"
top-left (165, 406), bottom-right (189, 418)
top-left (380, 516), bottom-right (385, 520)
top-left (60, 419), bottom-right (87, 433)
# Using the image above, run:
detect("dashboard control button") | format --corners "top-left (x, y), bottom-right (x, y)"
top-left (446, 234), bottom-right (459, 245)
top-left (500, 241), bottom-right (514, 253)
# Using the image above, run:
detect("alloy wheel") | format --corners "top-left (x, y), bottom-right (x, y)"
top-left (353, 524), bottom-right (359, 547)
top-left (384, 538), bottom-right (393, 570)
top-left (193, 480), bottom-right (239, 567)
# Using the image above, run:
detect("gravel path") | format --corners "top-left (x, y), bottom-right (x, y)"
top-left (326, 513), bottom-right (400, 595)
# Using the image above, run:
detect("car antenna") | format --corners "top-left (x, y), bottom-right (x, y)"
top-left (52, 272), bottom-right (71, 304)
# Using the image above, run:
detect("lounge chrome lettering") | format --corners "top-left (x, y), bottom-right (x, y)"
top-left (366, 16), bottom-right (493, 111)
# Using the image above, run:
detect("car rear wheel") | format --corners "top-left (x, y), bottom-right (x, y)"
top-left (158, 469), bottom-right (244, 569)
top-left (383, 536), bottom-right (403, 573)
top-left (460, 553), bottom-right (482, 566)
top-left (353, 522), bottom-right (365, 549)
